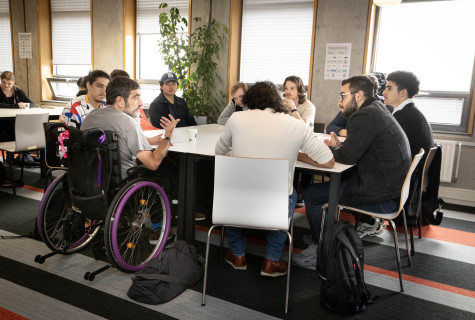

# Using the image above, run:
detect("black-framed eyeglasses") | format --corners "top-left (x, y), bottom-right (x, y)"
top-left (339, 92), bottom-right (355, 102)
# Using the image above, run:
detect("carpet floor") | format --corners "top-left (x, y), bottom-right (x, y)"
top-left (1, 168), bottom-right (474, 320)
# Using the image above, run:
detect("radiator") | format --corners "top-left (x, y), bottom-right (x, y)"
top-left (435, 140), bottom-right (457, 183)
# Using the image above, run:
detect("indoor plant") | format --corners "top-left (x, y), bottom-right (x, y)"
top-left (158, 1), bottom-right (228, 123)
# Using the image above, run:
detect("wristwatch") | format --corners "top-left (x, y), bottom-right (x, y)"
top-left (164, 137), bottom-right (171, 142)
top-left (291, 109), bottom-right (298, 113)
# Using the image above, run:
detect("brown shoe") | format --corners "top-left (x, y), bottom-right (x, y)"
top-left (225, 248), bottom-right (247, 270)
top-left (260, 258), bottom-right (288, 277)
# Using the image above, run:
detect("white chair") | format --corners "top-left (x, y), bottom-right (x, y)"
top-left (201, 155), bottom-right (293, 313)
top-left (0, 113), bottom-right (50, 195)
top-left (321, 149), bottom-right (425, 292)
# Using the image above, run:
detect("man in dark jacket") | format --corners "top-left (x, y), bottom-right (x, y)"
top-left (293, 75), bottom-right (411, 268)
top-left (383, 70), bottom-right (434, 157)
top-left (149, 72), bottom-right (197, 128)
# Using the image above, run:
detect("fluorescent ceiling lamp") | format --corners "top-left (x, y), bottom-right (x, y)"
top-left (373, 0), bottom-right (402, 6)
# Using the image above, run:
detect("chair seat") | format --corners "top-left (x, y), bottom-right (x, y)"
top-left (0, 141), bottom-right (16, 153)
top-left (338, 205), bottom-right (400, 220)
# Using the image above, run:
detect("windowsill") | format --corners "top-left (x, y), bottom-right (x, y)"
top-left (434, 132), bottom-right (474, 142)
top-left (41, 100), bottom-right (68, 108)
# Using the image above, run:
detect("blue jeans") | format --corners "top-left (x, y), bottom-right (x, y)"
top-left (304, 181), bottom-right (399, 244)
top-left (225, 189), bottom-right (298, 261)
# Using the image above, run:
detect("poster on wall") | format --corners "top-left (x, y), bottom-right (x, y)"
top-left (19, 33), bottom-right (32, 59)
top-left (324, 43), bottom-right (351, 80)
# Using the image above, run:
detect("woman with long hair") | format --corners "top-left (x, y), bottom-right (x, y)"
top-left (0, 71), bottom-right (35, 109)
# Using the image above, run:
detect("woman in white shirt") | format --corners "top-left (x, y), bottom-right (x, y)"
top-left (282, 75), bottom-right (316, 129)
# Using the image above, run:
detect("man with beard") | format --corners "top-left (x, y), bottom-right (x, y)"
top-left (81, 76), bottom-right (179, 179)
top-left (293, 75), bottom-right (411, 268)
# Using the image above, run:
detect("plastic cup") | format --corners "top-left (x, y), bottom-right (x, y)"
top-left (188, 129), bottom-right (197, 142)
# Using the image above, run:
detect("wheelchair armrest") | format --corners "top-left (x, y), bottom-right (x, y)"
top-left (127, 165), bottom-right (153, 177)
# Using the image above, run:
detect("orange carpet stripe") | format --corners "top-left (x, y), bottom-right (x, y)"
top-left (365, 265), bottom-right (475, 299)
top-left (23, 185), bottom-right (44, 193)
top-left (0, 307), bottom-right (29, 320)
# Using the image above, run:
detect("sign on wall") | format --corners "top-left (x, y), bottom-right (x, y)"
top-left (19, 33), bottom-right (32, 59)
top-left (324, 43), bottom-right (351, 80)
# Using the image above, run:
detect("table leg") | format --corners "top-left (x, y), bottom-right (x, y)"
top-left (184, 154), bottom-right (196, 242)
top-left (176, 152), bottom-right (187, 240)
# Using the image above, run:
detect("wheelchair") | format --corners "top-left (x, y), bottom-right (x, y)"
top-left (35, 126), bottom-right (172, 280)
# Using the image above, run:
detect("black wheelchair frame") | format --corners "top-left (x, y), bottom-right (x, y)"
top-left (35, 126), bottom-right (172, 280)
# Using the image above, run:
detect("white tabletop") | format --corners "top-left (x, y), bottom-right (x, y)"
top-left (0, 106), bottom-right (63, 118)
top-left (144, 124), bottom-right (352, 173)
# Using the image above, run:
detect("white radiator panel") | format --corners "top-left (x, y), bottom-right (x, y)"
top-left (435, 140), bottom-right (456, 183)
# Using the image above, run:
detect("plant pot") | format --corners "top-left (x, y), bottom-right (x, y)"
top-left (194, 116), bottom-right (207, 125)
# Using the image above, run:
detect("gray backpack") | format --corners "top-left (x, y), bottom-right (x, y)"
top-left (127, 240), bottom-right (204, 304)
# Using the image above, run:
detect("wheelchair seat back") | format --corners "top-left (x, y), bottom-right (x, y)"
top-left (64, 126), bottom-right (122, 220)
top-left (43, 122), bottom-right (68, 169)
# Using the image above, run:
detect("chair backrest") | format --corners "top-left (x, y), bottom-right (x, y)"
top-left (399, 149), bottom-right (425, 211)
top-left (43, 122), bottom-right (68, 169)
top-left (14, 113), bottom-right (50, 151)
top-left (421, 146), bottom-right (439, 193)
top-left (212, 155), bottom-right (289, 230)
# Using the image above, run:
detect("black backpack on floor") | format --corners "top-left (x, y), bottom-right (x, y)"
top-left (317, 220), bottom-right (371, 315)
top-left (127, 240), bottom-right (204, 304)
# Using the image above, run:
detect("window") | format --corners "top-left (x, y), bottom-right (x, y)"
top-left (240, 0), bottom-right (314, 86)
top-left (136, 0), bottom-right (188, 104)
top-left (0, 0), bottom-right (13, 72)
top-left (372, 0), bottom-right (475, 133)
top-left (48, 0), bottom-right (91, 99)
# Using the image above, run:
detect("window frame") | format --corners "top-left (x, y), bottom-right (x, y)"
top-left (368, 0), bottom-right (475, 135)
top-left (0, 0), bottom-right (13, 73)
top-left (135, 0), bottom-right (190, 105)
top-left (48, 0), bottom-right (92, 101)
top-left (238, 0), bottom-right (316, 95)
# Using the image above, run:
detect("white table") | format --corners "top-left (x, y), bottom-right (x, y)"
top-left (144, 124), bottom-right (353, 241)
top-left (0, 106), bottom-right (63, 118)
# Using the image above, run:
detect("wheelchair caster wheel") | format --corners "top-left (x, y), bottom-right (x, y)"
top-left (35, 255), bottom-right (45, 264)
top-left (84, 272), bottom-right (95, 281)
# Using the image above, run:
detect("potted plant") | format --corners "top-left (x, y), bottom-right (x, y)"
top-left (158, 1), bottom-right (228, 123)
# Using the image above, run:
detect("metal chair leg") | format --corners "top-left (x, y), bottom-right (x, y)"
top-left (389, 220), bottom-right (404, 292)
top-left (409, 226), bottom-right (415, 256)
top-left (7, 156), bottom-right (16, 195)
top-left (400, 209), bottom-right (412, 266)
top-left (202, 225), bottom-right (217, 306)
top-left (418, 211), bottom-right (422, 239)
top-left (285, 230), bottom-right (292, 314)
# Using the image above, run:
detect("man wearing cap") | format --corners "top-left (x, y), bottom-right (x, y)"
top-left (149, 72), bottom-right (197, 128)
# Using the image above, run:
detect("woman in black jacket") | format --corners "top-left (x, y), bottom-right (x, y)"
top-left (0, 71), bottom-right (35, 109)
top-left (0, 71), bottom-right (35, 142)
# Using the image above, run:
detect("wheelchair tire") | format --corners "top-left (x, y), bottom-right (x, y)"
top-left (104, 178), bottom-right (171, 272)
top-left (37, 173), bottom-right (101, 253)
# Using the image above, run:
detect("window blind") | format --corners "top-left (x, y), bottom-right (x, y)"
top-left (137, 0), bottom-right (189, 35)
top-left (0, 0), bottom-right (13, 72)
top-left (51, 0), bottom-right (91, 66)
top-left (240, 0), bottom-right (314, 85)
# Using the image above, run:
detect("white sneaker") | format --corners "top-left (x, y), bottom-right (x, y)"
top-left (292, 244), bottom-right (317, 267)
top-left (357, 219), bottom-right (384, 238)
